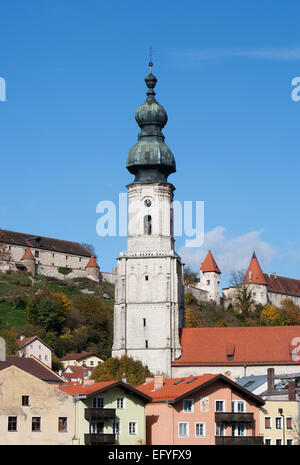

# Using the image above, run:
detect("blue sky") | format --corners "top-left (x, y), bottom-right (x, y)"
top-left (0, 0), bottom-right (299, 288)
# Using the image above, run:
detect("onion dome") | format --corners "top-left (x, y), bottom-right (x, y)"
top-left (126, 63), bottom-right (176, 184)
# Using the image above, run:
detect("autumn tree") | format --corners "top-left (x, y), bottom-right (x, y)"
top-left (26, 292), bottom-right (71, 334)
top-left (260, 304), bottom-right (283, 326)
top-left (91, 354), bottom-right (152, 386)
top-left (280, 298), bottom-right (300, 325)
top-left (183, 266), bottom-right (198, 287)
top-left (185, 305), bottom-right (203, 328)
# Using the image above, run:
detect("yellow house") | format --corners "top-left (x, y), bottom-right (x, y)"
top-left (0, 365), bottom-right (75, 445)
top-left (60, 351), bottom-right (103, 369)
top-left (260, 400), bottom-right (299, 445)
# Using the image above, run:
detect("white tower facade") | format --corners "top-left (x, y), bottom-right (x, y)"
top-left (112, 66), bottom-right (185, 377)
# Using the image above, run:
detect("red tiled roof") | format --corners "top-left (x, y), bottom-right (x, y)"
top-left (60, 352), bottom-right (100, 362)
top-left (16, 336), bottom-right (53, 352)
top-left (0, 229), bottom-right (92, 257)
top-left (173, 326), bottom-right (300, 366)
top-left (0, 356), bottom-right (63, 383)
top-left (59, 380), bottom-right (152, 402)
top-left (63, 365), bottom-right (95, 381)
top-left (244, 252), bottom-right (267, 285)
top-left (21, 247), bottom-right (35, 261)
top-left (136, 374), bottom-right (264, 405)
top-left (264, 273), bottom-right (300, 298)
top-left (85, 256), bottom-right (99, 268)
top-left (200, 250), bottom-right (221, 274)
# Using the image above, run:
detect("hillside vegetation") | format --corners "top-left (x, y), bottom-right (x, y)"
top-left (0, 271), bottom-right (114, 367)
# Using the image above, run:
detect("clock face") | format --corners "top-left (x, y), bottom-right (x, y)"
top-left (142, 196), bottom-right (153, 208)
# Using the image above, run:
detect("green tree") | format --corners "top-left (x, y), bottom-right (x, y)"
top-left (91, 354), bottom-right (152, 386)
top-left (26, 292), bottom-right (71, 334)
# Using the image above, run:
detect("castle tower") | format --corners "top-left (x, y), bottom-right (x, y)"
top-left (243, 251), bottom-right (268, 305)
top-left (85, 255), bottom-right (100, 281)
top-left (200, 250), bottom-right (221, 303)
top-left (112, 63), bottom-right (185, 377)
top-left (21, 247), bottom-right (35, 274)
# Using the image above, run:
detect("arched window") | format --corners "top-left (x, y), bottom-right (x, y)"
top-left (144, 215), bottom-right (152, 235)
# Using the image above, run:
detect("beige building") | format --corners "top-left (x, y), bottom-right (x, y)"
top-left (60, 352), bottom-right (104, 370)
top-left (0, 229), bottom-right (100, 281)
top-left (260, 400), bottom-right (299, 445)
top-left (0, 365), bottom-right (75, 445)
top-left (16, 335), bottom-right (53, 369)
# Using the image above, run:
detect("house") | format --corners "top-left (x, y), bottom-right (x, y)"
top-left (61, 365), bottom-right (96, 383)
top-left (16, 335), bottom-right (53, 369)
top-left (237, 368), bottom-right (300, 445)
top-left (171, 325), bottom-right (300, 379)
top-left (59, 380), bottom-right (152, 445)
top-left (0, 228), bottom-right (100, 281)
top-left (223, 251), bottom-right (300, 307)
top-left (0, 365), bottom-right (74, 445)
top-left (137, 373), bottom-right (264, 445)
top-left (60, 352), bottom-right (103, 369)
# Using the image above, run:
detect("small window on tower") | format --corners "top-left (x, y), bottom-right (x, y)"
top-left (145, 275), bottom-right (149, 281)
top-left (145, 340), bottom-right (148, 348)
top-left (207, 280), bottom-right (210, 285)
top-left (143, 318), bottom-right (146, 327)
top-left (144, 215), bottom-right (152, 235)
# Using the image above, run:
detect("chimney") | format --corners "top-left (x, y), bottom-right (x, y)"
top-left (20, 335), bottom-right (25, 341)
top-left (145, 377), bottom-right (154, 385)
top-left (153, 374), bottom-right (164, 391)
top-left (288, 380), bottom-right (296, 401)
top-left (267, 368), bottom-right (275, 392)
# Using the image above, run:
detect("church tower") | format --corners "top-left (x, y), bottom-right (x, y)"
top-left (112, 63), bottom-right (185, 377)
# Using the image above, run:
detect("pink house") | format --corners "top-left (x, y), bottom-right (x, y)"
top-left (137, 374), bottom-right (264, 445)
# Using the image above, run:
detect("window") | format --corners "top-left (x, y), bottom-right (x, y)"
top-left (145, 275), bottom-right (149, 281)
top-left (58, 417), bottom-right (67, 432)
top-left (22, 395), bottom-right (30, 406)
top-left (129, 422), bottom-right (137, 435)
top-left (178, 422), bottom-right (189, 438)
top-left (276, 439), bottom-right (282, 445)
top-left (32, 417), bottom-right (41, 432)
top-left (287, 439), bottom-right (293, 445)
top-left (90, 361), bottom-right (94, 366)
top-left (145, 340), bottom-right (148, 348)
top-left (143, 318), bottom-right (146, 327)
top-left (113, 421), bottom-right (121, 435)
top-left (117, 397), bottom-right (125, 409)
top-left (275, 417), bottom-right (282, 429)
top-left (286, 417), bottom-right (293, 430)
top-left (207, 280), bottom-right (210, 285)
top-left (144, 215), bottom-right (152, 235)
top-left (232, 423), bottom-right (246, 437)
top-left (8, 416), bottom-right (17, 432)
top-left (232, 400), bottom-right (245, 412)
top-left (93, 397), bottom-right (104, 408)
top-left (183, 399), bottom-right (194, 413)
top-left (195, 422), bottom-right (205, 437)
top-left (265, 439), bottom-right (272, 445)
top-left (215, 400), bottom-right (225, 412)
top-left (35, 250), bottom-right (39, 258)
top-left (215, 423), bottom-right (225, 436)
top-left (265, 417), bottom-right (271, 429)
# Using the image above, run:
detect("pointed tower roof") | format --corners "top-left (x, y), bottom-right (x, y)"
top-left (200, 250), bottom-right (221, 274)
top-left (21, 247), bottom-right (35, 261)
top-left (85, 256), bottom-right (99, 269)
top-left (243, 252), bottom-right (267, 285)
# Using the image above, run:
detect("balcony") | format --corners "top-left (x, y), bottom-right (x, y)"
top-left (84, 433), bottom-right (116, 445)
top-left (215, 436), bottom-right (264, 446)
top-left (84, 408), bottom-right (116, 420)
top-left (215, 412), bottom-right (254, 423)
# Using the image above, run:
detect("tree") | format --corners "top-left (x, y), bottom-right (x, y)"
top-left (229, 270), bottom-right (255, 317)
top-left (26, 292), bottom-right (71, 334)
top-left (260, 304), bottom-right (283, 326)
top-left (91, 354), bottom-right (152, 386)
top-left (185, 305), bottom-right (203, 327)
top-left (81, 243), bottom-right (97, 259)
top-left (183, 266), bottom-right (198, 287)
top-left (280, 298), bottom-right (300, 325)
